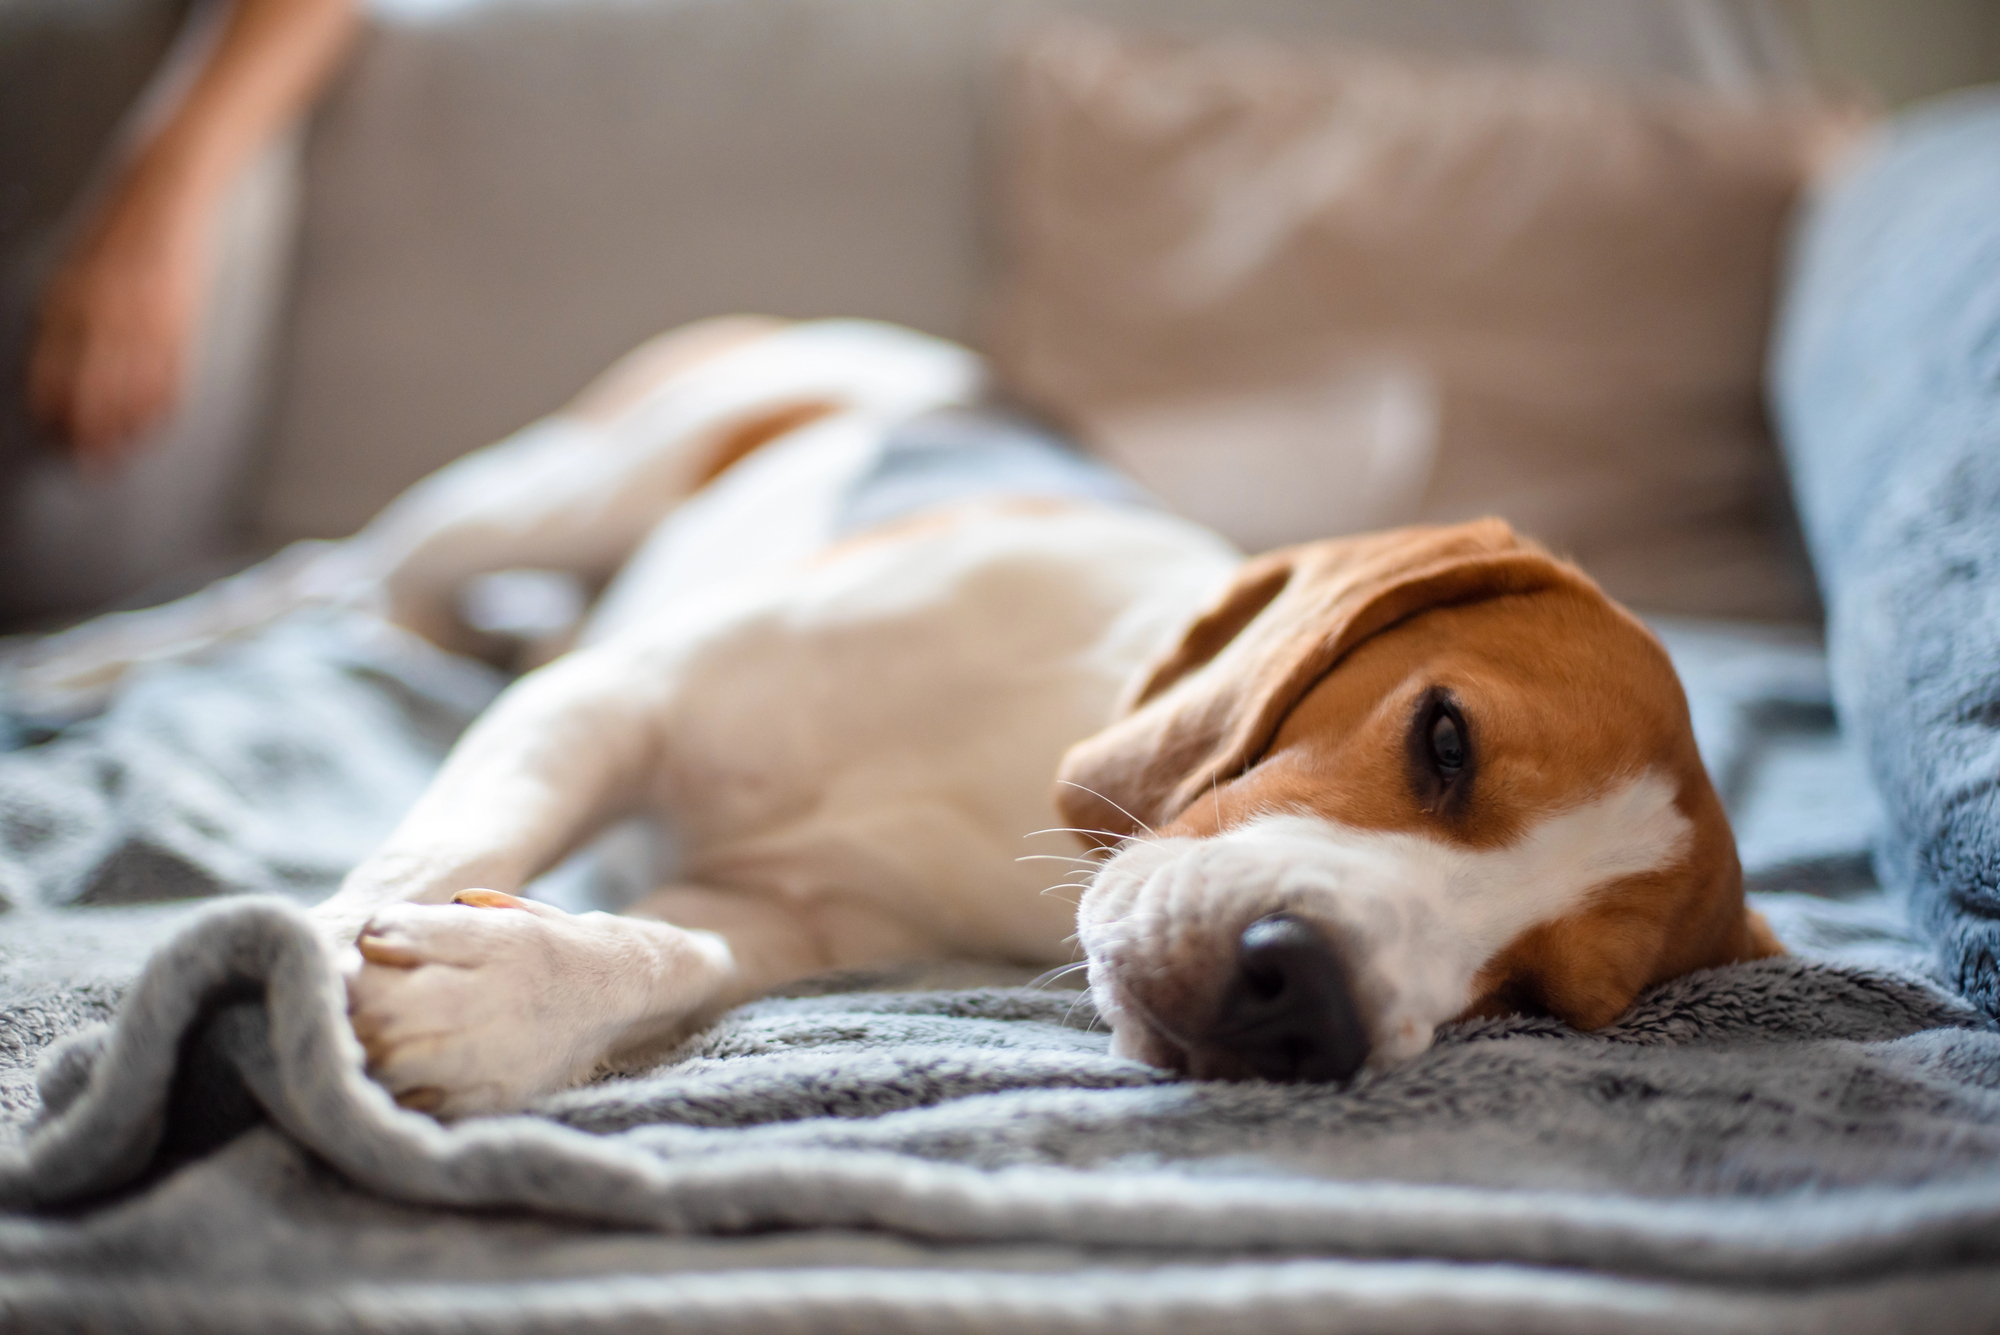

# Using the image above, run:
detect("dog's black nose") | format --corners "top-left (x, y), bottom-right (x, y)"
top-left (1214, 914), bottom-right (1370, 1083)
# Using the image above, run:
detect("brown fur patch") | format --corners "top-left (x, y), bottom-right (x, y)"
top-left (811, 496), bottom-right (1095, 565)
top-left (693, 399), bottom-right (843, 487)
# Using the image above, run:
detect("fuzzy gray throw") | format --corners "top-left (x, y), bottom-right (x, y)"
top-left (2, 612), bottom-right (1999, 1332)
top-left (1774, 88), bottom-right (2000, 1017)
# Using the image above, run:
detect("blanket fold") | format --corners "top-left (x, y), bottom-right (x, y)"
top-left (6, 896), bottom-right (2000, 1307)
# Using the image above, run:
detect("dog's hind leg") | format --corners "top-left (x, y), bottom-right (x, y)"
top-left (0, 317), bottom-right (805, 712)
top-left (361, 318), bottom-right (982, 657)
top-left (357, 317), bottom-right (836, 655)
top-left (8, 318), bottom-right (978, 710)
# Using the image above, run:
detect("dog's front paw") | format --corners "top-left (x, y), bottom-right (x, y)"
top-left (344, 892), bottom-right (659, 1118)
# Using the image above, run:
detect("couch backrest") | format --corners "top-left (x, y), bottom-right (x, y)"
top-left (255, 0), bottom-right (1810, 542)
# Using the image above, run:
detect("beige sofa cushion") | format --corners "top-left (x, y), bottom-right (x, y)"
top-left (994, 21), bottom-right (1863, 619)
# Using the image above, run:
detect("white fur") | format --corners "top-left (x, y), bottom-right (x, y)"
top-left (334, 503), bottom-right (1236, 1114)
top-left (1078, 772), bottom-right (1693, 1068)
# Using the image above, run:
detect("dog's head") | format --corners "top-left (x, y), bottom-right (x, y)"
top-left (1059, 518), bottom-right (1777, 1082)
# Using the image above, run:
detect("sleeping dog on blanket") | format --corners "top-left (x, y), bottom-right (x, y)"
top-left (11, 318), bottom-right (1781, 1117)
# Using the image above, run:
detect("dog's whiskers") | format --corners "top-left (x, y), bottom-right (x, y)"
top-left (1027, 960), bottom-right (1091, 991)
top-left (1119, 985), bottom-right (1195, 1056)
top-left (1054, 780), bottom-right (1158, 839)
top-left (1024, 826), bottom-right (1132, 845)
top-left (1059, 972), bottom-right (1108, 1030)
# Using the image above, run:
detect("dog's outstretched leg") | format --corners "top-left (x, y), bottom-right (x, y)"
top-left (343, 884), bottom-right (868, 1116)
top-left (317, 631), bottom-right (702, 1114)
top-left (313, 635), bottom-right (674, 942)
top-left (343, 889), bottom-right (727, 1116)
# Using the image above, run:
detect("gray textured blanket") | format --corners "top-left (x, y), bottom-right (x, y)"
top-left (2, 611), bottom-right (1999, 1333)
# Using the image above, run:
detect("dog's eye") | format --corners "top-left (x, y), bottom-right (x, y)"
top-left (1428, 705), bottom-right (1466, 778)
top-left (1406, 688), bottom-right (1472, 808)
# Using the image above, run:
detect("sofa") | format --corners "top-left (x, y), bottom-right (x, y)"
top-left (1, 0), bottom-right (1811, 625)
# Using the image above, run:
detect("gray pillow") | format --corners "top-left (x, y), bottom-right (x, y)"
top-left (1772, 87), bottom-right (2000, 1014)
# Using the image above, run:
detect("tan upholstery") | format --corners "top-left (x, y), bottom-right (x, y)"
top-left (0, 0), bottom-right (1821, 622)
top-left (993, 23), bottom-right (1865, 619)
top-left (254, 0), bottom-right (1811, 551)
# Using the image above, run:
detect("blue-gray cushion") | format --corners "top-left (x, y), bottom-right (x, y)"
top-left (1773, 87), bottom-right (2000, 1014)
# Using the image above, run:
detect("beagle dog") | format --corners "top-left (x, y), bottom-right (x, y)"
top-left (9, 318), bottom-right (1780, 1117)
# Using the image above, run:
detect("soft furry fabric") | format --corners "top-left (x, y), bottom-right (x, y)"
top-left (0, 615), bottom-right (500, 916)
top-left (1773, 88), bottom-right (2000, 1017)
top-left (1, 610), bottom-right (1998, 1330)
top-left (0, 612), bottom-right (500, 1130)
top-left (2, 899), bottom-right (2000, 1330)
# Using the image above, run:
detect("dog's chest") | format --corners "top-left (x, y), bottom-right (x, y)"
top-left (627, 506), bottom-right (1237, 960)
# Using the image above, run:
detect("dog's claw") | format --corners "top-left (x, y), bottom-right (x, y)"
top-left (355, 935), bottom-right (421, 968)
top-left (453, 890), bottom-right (528, 909)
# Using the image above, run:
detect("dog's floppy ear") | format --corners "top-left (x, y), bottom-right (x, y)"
top-left (1056, 518), bottom-right (1573, 841)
